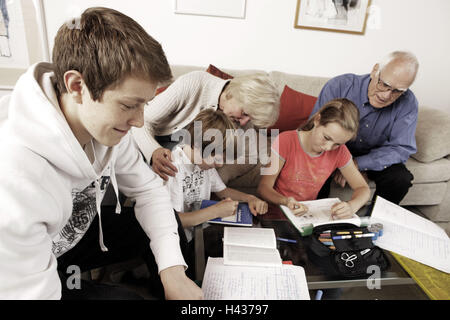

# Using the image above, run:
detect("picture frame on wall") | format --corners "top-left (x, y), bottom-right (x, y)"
top-left (0, 0), bottom-right (49, 88)
top-left (294, 0), bottom-right (371, 35)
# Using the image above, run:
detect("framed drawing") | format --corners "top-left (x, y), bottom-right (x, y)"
top-left (294, 0), bottom-right (371, 34)
top-left (174, 0), bottom-right (247, 19)
top-left (0, 0), bottom-right (49, 88)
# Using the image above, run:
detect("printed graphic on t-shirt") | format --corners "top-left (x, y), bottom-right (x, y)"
top-left (52, 175), bottom-right (111, 257)
top-left (182, 169), bottom-right (205, 211)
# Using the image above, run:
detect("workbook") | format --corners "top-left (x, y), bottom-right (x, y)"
top-left (280, 198), bottom-right (363, 235)
top-left (223, 227), bottom-right (282, 267)
top-left (201, 200), bottom-right (253, 226)
top-left (370, 196), bottom-right (450, 273)
top-left (202, 257), bottom-right (310, 300)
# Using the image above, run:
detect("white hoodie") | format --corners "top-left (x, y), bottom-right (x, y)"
top-left (0, 63), bottom-right (186, 299)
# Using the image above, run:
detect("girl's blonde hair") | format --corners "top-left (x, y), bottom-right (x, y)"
top-left (302, 98), bottom-right (360, 139)
top-left (222, 74), bottom-right (280, 128)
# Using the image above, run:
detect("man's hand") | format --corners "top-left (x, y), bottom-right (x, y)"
top-left (152, 147), bottom-right (178, 181)
top-left (248, 197), bottom-right (268, 216)
top-left (160, 265), bottom-right (203, 300)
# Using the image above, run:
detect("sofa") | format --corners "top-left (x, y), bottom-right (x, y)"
top-left (168, 64), bottom-right (450, 234)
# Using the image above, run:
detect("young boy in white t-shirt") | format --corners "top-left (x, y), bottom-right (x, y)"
top-left (165, 109), bottom-right (268, 241)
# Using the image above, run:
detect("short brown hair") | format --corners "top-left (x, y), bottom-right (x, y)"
top-left (52, 7), bottom-right (172, 101)
top-left (185, 109), bottom-right (236, 155)
top-left (302, 98), bottom-right (360, 139)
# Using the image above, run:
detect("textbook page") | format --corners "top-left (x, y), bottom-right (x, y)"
top-left (202, 257), bottom-right (310, 300)
top-left (280, 198), bottom-right (361, 232)
top-left (223, 227), bottom-right (282, 267)
top-left (371, 196), bottom-right (450, 273)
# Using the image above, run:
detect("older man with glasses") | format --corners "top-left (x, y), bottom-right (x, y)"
top-left (311, 51), bottom-right (419, 207)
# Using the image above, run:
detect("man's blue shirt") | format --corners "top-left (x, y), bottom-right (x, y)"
top-left (311, 73), bottom-right (418, 172)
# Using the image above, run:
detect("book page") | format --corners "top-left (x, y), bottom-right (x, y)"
top-left (202, 258), bottom-right (310, 300)
top-left (224, 244), bottom-right (282, 267)
top-left (280, 198), bottom-right (360, 230)
top-left (371, 196), bottom-right (448, 238)
top-left (224, 227), bottom-right (277, 249)
top-left (371, 197), bottom-right (450, 273)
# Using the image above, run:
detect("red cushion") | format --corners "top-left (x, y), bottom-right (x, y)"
top-left (206, 64), bottom-right (234, 80)
top-left (269, 85), bottom-right (317, 132)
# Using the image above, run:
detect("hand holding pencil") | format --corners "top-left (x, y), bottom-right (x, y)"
top-left (285, 197), bottom-right (308, 216)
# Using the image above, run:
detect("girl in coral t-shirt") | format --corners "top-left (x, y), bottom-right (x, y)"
top-left (258, 98), bottom-right (370, 219)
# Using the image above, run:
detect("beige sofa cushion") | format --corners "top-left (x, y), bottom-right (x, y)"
top-left (412, 107), bottom-right (450, 163)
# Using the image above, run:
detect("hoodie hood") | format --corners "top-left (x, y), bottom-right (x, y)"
top-left (4, 63), bottom-right (120, 253)
top-left (6, 63), bottom-right (105, 181)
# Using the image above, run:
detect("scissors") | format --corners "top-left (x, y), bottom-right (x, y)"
top-left (340, 252), bottom-right (357, 268)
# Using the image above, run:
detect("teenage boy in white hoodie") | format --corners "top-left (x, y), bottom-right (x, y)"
top-left (0, 7), bottom-right (202, 300)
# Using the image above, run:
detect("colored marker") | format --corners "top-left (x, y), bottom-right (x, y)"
top-left (315, 290), bottom-right (323, 300)
top-left (276, 237), bottom-right (297, 244)
top-left (333, 233), bottom-right (375, 240)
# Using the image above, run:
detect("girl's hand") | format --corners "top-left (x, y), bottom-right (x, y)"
top-left (248, 197), bottom-right (268, 216)
top-left (331, 201), bottom-right (354, 220)
top-left (286, 197), bottom-right (308, 216)
top-left (214, 198), bottom-right (238, 218)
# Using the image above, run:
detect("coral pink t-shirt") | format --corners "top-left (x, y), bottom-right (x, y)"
top-left (272, 130), bottom-right (352, 201)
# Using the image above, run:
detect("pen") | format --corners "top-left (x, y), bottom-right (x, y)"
top-left (315, 290), bottom-right (323, 300)
top-left (276, 237), bottom-right (297, 244)
top-left (332, 233), bottom-right (375, 240)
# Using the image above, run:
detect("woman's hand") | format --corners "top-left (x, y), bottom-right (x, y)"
top-left (151, 147), bottom-right (178, 180)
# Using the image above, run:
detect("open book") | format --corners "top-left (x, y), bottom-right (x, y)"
top-left (223, 227), bottom-right (282, 267)
top-left (280, 198), bottom-right (363, 235)
top-left (202, 257), bottom-right (310, 300)
top-left (370, 196), bottom-right (450, 273)
top-left (201, 200), bottom-right (253, 226)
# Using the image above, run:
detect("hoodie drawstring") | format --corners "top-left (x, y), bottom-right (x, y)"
top-left (95, 167), bottom-right (122, 252)
top-left (110, 166), bottom-right (122, 215)
top-left (95, 180), bottom-right (108, 252)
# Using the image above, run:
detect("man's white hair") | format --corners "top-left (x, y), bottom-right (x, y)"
top-left (378, 51), bottom-right (419, 81)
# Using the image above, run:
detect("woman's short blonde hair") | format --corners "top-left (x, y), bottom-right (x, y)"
top-left (222, 74), bottom-right (280, 128)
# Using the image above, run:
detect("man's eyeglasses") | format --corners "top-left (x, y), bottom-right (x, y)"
top-left (376, 72), bottom-right (407, 96)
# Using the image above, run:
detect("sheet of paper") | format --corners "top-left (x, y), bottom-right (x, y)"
top-left (224, 227), bottom-right (277, 248)
top-left (371, 197), bottom-right (450, 273)
top-left (202, 257), bottom-right (310, 300)
top-left (281, 198), bottom-right (360, 229)
top-left (224, 244), bottom-right (282, 267)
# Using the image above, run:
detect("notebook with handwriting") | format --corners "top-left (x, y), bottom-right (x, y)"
top-left (202, 257), bottom-right (310, 300)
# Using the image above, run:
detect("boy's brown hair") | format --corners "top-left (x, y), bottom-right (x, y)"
top-left (301, 98), bottom-right (360, 139)
top-left (52, 7), bottom-right (172, 100)
top-left (185, 109), bottom-right (236, 156)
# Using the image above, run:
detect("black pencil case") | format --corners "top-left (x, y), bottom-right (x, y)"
top-left (305, 223), bottom-right (390, 278)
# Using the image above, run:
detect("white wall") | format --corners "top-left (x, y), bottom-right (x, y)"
top-left (18, 0), bottom-right (450, 112)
